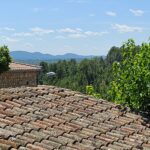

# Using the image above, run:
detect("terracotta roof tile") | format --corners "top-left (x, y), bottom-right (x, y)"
top-left (9, 62), bottom-right (41, 71)
top-left (0, 85), bottom-right (149, 150)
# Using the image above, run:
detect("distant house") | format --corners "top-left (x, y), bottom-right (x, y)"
top-left (0, 62), bottom-right (41, 88)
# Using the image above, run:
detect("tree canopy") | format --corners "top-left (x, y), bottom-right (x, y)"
top-left (39, 47), bottom-right (122, 99)
top-left (109, 39), bottom-right (150, 112)
top-left (0, 46), bottom-right (12, 73)
top-left (39, 39), bottom-right (150, 113)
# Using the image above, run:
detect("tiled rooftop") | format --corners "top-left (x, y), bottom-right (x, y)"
top-left (0, 85), bottom-right (150, 150)
top-left (9, 62), bottom-right (41, 71)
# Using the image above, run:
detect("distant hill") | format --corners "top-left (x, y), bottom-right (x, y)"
top-left (10, 51), bottom-right (96, 64)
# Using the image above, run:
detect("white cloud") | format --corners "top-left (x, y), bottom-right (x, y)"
top-left (106, 11), bottom-right (116, 17)
top-left (30, 27), bottom-right (54, 36)
top-left (58, 28), bottom-right (82, 34)
top-left (68, 33), bottom-right (86, 38)
top-left (55, 35), bottom-right (66, 39)
top-left (67, 30), bottom-right (108, 38)
top-left (58, 28), bottom-right (108, 38)
top-left (129, 9), bottom-right (144, 16)
top-left (4, 27), bottom-right (15, 31)
top-left (12, 27), bottom-right (108, 40)
top-left (84, 31), bottom-right (108, 36)
top-left (5, 37), bottom-right (19, 42)
top-left (85, 31), bottom-right (99, 36)
top-left (13, 27), bottom-right (54, 37)
top-left (112, 24), bottom-right (143, 33)
top-left (1, 36), bottom-right (19, 43)
top-left (0, 27), bottom-right (15, 31)
top-left (13, 32), bottom-right (33, 37)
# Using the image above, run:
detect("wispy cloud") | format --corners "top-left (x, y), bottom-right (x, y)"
top-left (106, 11), bottom-right (117, 17)
top-left (58, 28), bottom-right (108, 39)
top-left (13, 27), bottom-right (54, 37)
top-left (112, 24), bottom-right (143, 33)
top-left (68, 33), bottom-right (86, 38)
top-left (129, 9), bottom-right (144, 16)
top-left (58, 28), bottom-right (82, 34)
top-left (13, 32), bottom-right (33, 37)
top-left (1, 36), bottom-right (19, 43)
top-left (12, 27), bottom-right (108, 40)
top-left (30, 27), bottom-right (54, 36)
top-left (55, 35), bottom-right (66, 39)
top-left (0, 27), bottom-right (15, 31)
top-left (84, 31), bottom-right (108, 36)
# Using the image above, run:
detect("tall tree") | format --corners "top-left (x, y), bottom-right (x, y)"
top-left (109, 39), bottom-right (150, 112)
top-left (0, 46), bottom-right (12, 73)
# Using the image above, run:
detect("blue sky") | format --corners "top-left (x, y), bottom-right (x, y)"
top-left (0, 0), bottom-right (149, 55)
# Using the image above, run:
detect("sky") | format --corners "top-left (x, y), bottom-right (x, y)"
top-left (0, 0), bottom-right (149, 55)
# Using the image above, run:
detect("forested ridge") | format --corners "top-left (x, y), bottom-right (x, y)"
top-left (39, 46), bottom-right (122, 99)
top-left (39, 39), bottom-right (150, 113)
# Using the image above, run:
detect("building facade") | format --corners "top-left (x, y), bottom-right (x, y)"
top-left (0, 62), bottom-right (41, 88)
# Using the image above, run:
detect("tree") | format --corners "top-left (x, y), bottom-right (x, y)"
top-left (39, 61), bottom-right (49, 73)
top-left (109, 39), bottom-right (150, 112)
top-left (106, 46), bottom-right (122, 64)
top-left (86, 85), bottom-right (101, 98)
top-left (0, 46), bottom-right (12, 73)
top-left (39, 47), bottom-right (123, 98)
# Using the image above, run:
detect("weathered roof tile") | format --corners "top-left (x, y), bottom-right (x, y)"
top-left (0, 85), bottom-right (149, 149)
top-left (0, 143), bottom-right (12, 150)
top-left (9, 62), bottom-right (41, 71)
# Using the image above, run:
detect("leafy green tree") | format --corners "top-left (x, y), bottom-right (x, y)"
top-left (86, 85), bottom-right (101, 98)
top-left (106, 46), bottom-right (122, 64)
top-left (0, 46), bottom-right (12, 73)
top-left (39, 47), bottom-right (123, 98)
top-left (109, 39), bottom-right (150, 112)
top-left (40, 61), bottom-right (49, 73)
top-left (38, 62), bottom-right (49, 84)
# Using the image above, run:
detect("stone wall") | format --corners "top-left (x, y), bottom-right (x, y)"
top-left (0, 70), bottom-right (39, 88)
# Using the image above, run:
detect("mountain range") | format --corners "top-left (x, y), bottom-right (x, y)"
top-left (10, 51), bottom-right (95, 60)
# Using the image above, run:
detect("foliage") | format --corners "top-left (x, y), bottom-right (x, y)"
top-left (106, 46), bottom-right (122, 64)
top-left (86, 85), bottom-right (101, 98)
top-left (109, 39), bottom-right (150, 112)
top-left (39, 46), bottom-right (122, 99)
top-left (40, 61), bottom-right (49, 73)
top-left (39, 39), bottom-right (150, 113)
top-left (0, 46), bottom-right (12, 73)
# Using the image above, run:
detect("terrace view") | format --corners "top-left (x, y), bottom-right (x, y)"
top-left (0, 0), bottom-right (149, 150)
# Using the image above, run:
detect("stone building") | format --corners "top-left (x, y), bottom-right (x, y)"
top-left (0, 62), bottom-right (41, 88)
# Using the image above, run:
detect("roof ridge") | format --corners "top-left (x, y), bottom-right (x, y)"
top-left (11, 62), bottom-right (41, 69)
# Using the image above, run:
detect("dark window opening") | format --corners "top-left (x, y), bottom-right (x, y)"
top-left (26, 81), bottom-right (29, 85)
